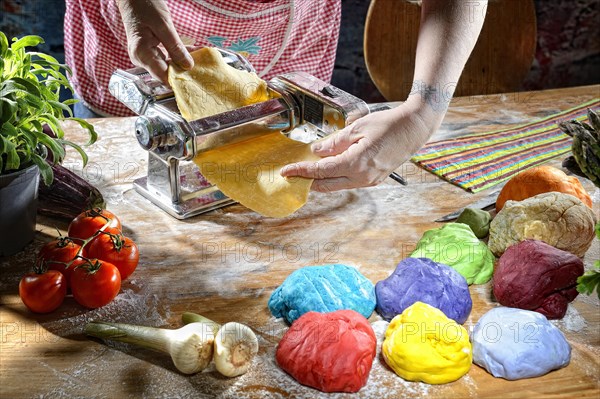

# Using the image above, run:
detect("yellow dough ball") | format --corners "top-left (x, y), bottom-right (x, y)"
top-left (382, 302), bottom-right (472, 384)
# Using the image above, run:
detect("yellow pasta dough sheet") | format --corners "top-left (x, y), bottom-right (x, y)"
top-left (168, 47), bottom-right (270, 121)
top-left (194, 133), bottom-right (320, 218)
top-left (168, 48), bottom-right (320, 217)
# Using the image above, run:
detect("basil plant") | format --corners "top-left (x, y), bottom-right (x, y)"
top-left (0, 32), bottom-right (97, 185)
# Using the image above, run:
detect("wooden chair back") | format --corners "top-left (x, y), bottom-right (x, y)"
top-left (364, 0), bottom-right (537, 100)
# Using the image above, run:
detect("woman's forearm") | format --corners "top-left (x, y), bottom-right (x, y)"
top-left (407, 0), bottom-right (488, 116)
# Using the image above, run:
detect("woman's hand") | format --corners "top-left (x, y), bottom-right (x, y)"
top-left (117, 0), bottom-right (194, 82)
top-left (281, 101), bottom-right (442, 192)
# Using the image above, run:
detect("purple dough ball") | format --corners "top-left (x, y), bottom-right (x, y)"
top-left (375, 257), bottom-right (472, 323)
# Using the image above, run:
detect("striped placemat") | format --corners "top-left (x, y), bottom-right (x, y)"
top-left (411, 98), bottom-right (600, 192)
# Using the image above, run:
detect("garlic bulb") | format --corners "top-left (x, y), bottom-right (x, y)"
top-left (182, 312), bottom-right (259, 377)
top-left (213, 322), bottom-right (259, 377)
top-left (85, 321), bottom-right (216, 374)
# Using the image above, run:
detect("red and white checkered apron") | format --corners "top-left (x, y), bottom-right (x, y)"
top-left (64, 0), bottom-right (341, 116)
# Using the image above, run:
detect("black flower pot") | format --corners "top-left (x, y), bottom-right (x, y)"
top-left (0, 165), bottom-right (40, 257)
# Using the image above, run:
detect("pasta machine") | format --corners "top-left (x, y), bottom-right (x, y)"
top-left (108, 49), bottom-right (369, 219)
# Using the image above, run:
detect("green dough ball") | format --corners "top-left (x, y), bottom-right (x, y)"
top-left (410, 223), bottom-right (495, 285)
top-left (456, 208), bottom-right (492, 239)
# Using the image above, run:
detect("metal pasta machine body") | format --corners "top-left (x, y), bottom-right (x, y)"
top-left (109, 49), bottom-right (369, 219)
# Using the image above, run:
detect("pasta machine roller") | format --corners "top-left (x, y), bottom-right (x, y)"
top-left (109, 49), bottom-right (369, 219)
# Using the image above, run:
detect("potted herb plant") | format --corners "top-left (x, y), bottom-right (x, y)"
top-left (0, 32), bottom-right (97, 256)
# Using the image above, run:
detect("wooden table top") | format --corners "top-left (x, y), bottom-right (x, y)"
top-left (1, 85), bottom-right (599, 399)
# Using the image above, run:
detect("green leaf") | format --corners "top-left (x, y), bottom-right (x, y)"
top-left (31, 61), bottom-right (63, 76)
top-left (577, 270), bottom-right (600, 299)
top-left (61, 63), bottom-right (73, 77)
top-left (49, 100), bottom-right (73, 117)
top-left (0, 135), bottom-right (20, 170)
top-left (21, 53), bottom-right (32, 78)
top-left (20, 127), bottom-right (36, 150)
top-left (34, 128), bottom-right (65, 162)
top-left (39, 114), bottom-right (65, 138)
top-left (1, 122), bottom-right (19, 137)
top-left (0, 32), bottom-right (8, 57)
top-left (31, 152), bottom-right (53, 185)
top-left (18, 147), bottom-right (32, 167)
top-left (36, 82), bottom-right (60, 105)
top-left (29, 119), bottom-right (44, 135)
top-left (61, 139), bottom-right (89, 166)
top-left (29, 52), bottom-right (60, 66)
top-left (21, 92), bottom-right (44, 109)
top-left (70, 117), bottom-right (98, 145)
top-left (11, 77), bottom-right (41, 97)
top-left (1, 79), bottom-right (29, 96)
top-left (32, 65), bottom-right (71, 85)
top-left (10, 35), bottom-right (44, 52)
top-left (6, 149), bottom-right (20, 170)
top-left (0, 97), bottom-right (18, 124)
top-left (3, 48), bottom-right (14, 67)
top-left (3, 89), bottom-right (33, 104)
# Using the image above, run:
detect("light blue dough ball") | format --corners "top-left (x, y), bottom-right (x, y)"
top-left (268, 264), bottom-right (376, 324)
top-left (472, 307), bottom-right (571, 380)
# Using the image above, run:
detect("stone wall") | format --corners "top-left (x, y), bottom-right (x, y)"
top-left (523, 0), bottom-right (600, 91)
top-left (1, 0), bottom-right (66, 63)
top-left (332, 0), bottom-right (600, 102)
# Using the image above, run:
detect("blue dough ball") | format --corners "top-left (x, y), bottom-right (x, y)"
top-left (472, 307), bottom-right (571, 380)
top-left (375, 257), bottom-right (472, 323)
top-left (268, 264), bottom-right (376, 324)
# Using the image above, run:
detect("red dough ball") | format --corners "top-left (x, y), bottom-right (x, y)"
top-left (276, 310), bottom-right (377, 393)
top-left (493, 240), bottom-right (584, 319)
